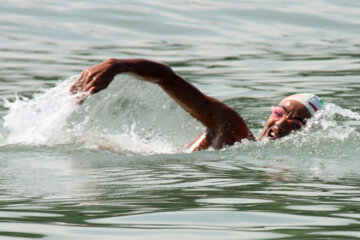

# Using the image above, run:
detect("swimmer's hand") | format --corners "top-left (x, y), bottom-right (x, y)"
top-left (69, 58), bottom-right (169, 104)
top-left (70, 58), bottom-right (121, 97)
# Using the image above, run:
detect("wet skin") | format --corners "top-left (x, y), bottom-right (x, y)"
top-left (70, 58), bottom-right (311, 152)
top-left (259, 99), bottom-right (312, 141)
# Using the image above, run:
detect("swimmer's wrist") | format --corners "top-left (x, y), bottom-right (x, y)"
top-left (105, 58), bottom-right (131, 74)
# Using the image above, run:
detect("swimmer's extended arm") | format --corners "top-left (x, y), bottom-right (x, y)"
top-left (70, 58), bottom-right (253, 148)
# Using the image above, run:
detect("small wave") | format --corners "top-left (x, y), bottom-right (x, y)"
top-left (0, 75), bottom-right (196, 154)
top-left (230, 101), bottom-right (360, 164)
top-left (1, 75), bottom-right (359, 157)
top-left (2, 77), bottom-right (80, 146)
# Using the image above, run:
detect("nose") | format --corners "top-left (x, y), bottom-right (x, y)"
top-left (274, 117), bottom-right (291, 136)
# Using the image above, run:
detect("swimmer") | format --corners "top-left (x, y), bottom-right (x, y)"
top-left (70, 58), bottom-right (324, 152)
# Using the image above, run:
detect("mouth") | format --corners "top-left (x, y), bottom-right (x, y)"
top-left (266, 128), bottom-right (278, 140)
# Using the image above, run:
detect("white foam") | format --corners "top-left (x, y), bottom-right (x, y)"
top-left (77, 124), bottom-right (176, 155)
top-left (323, 103), bottom-right (360, 120)
top-left (300, 103), bottom-right (360, 140)
top-left (2, 75), bottom-right (359, 156)
top-left (1, 76), bottom-right (179, 154)
top-left (2, 76), bottom-right (80, 145)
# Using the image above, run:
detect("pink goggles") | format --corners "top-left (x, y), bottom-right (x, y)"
top-left (271, 106), bottom-right (303, 130)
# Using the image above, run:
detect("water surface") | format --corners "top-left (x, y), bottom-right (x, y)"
top-left (0, 0), bottom-right (360, 239)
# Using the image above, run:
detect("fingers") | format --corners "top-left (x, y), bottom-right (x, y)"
top-left (75, 92), bottom-right (89, 105)
top-left (83, 75), bottom-right (99, 92)
top-left (69, 71), bottom-right (86, 94)
top-left (88, 83), bottom-right (108, 94)
top-left (83, 75), bottom-right (111, 93)
top-left (69, 82), bottom-right (80, 94)
top-left (84, 70), bottom-right (95, 85)
top-left (70, 60), bottom-right (114, 97)
top-left (70, 69), bottom-right (98, 94)
top-left (72, 84), bottom-right (104, 105)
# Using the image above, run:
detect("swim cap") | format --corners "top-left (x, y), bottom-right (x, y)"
top-left (282, 93), bottom-right (324, 116)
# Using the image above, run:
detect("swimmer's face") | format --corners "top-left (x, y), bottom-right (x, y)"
top-left (259, 99), bottom-right (311, 141)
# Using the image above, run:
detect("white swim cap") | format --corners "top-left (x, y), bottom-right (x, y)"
top-left (282, 93), bottom-right (324, 116)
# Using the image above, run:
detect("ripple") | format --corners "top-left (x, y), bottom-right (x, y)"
top-left (197, 198), bottom-right (273, 204)
top-left (0, 0), bottom-right (360, 239)
top-left (285, 205), bottom-right (340, 211)
top-left (88, 210), bottom-right (357, 228)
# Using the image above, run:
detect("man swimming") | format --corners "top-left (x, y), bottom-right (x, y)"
top-left (70, 58), bottom-right (323, 152)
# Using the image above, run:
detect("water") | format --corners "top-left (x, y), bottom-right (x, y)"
top-left (1, 0), bottom-right (360, 239)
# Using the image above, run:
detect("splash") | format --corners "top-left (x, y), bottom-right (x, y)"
top-left (232, 101), bottom-right (360, 164)
top-left (225, 102), bottom-right (360, 181)
top-left (2, 75), bottom-right (359, 157)
top-left (301, 102), bottom-right (360, 140)
top-left (0, 76), bottom-right (195, 154)
top-left (256, 102), bottom-right (360, 146)
top-left (2, 76), bottom-right (80, 145)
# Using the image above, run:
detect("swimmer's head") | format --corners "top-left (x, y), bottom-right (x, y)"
top-left (259, 93), bottom-right (324, 141)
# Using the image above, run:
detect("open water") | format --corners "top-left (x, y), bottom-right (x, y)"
top-left (1, 0), bottom-right (360, 239)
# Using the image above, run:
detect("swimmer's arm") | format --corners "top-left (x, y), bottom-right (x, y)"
top-left (70, 58), bottom-right (252, 142)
